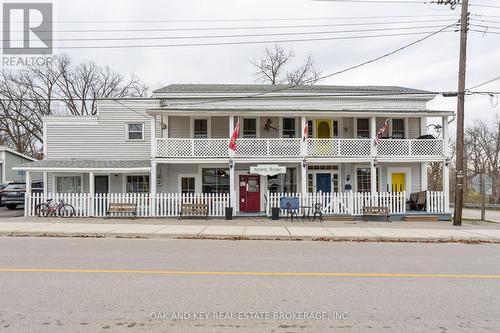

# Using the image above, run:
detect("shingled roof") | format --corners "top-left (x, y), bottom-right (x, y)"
top-left (154, 84), bottom-right (431, 95)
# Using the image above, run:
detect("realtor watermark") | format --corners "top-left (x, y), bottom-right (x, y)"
top-left (2, 2), bottom-right (53, 66)
top-left (149, 311), bottom-right (349, 321)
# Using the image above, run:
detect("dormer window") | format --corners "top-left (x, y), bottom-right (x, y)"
top-left (127, 123), bottom-right (144, 140)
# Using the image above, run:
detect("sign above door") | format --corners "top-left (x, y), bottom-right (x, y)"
top-left (250, 165), bottom-right (286, 176)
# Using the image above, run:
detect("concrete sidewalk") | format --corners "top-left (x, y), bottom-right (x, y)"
top-left (1, 221), bottom-right (499, 242)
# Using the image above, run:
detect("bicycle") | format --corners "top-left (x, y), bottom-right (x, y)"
top-left (35, 198), bottom-right (75, 218)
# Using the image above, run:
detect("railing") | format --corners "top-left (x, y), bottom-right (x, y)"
top-left (266, 191), bottom-right (407, 216)
top-left (377, 139), bottom-right (444, 157)
top-left (27, 193), bottom-right (230, 217)
top-left (266, 191), bottom-right (448, 216)
top-left (156, 138), bottom-right (444, 159)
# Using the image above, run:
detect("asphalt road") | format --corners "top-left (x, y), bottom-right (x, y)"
top-left (0, 239), bottom-right (499, 332)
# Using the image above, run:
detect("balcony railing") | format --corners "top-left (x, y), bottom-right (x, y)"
top-left (156, 138), bottom-right (444, 159)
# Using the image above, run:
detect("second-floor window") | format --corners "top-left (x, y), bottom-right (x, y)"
top-left (127, 123), bottom-right (144, 140)
top-left (356, 119), bottom-right (369, 138)
top-left (243, 118), bottom-right (257, 138)
top-left (194, 119), bottom-right (208, 138)
top-left (392, 119), bottom-right (405, 139)
top-left (282, 118), bottom-right (296, 138)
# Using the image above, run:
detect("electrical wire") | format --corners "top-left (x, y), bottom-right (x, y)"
top-left (162, 22), bottom-right (457, 107)
top-left (4, 24), bottom-right (454, 43)
top-left (467, 76), bottom-right (500, 90)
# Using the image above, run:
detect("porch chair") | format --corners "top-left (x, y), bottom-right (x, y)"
top-left (312, 202), bottom-right (323, 222)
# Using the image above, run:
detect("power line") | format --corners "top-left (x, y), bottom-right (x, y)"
top-left (163, 22), bottom-right (456, 107)
top-left (470, 29), bottom-right (500, 34)
top-left (4, 14), bottom-right (460, 24)
top-left (6, 18), bottom-right (458, 33)
top-left (51, 30), bottom-right (457, 50)
top-left (467, 75), bottom-right (500, 90)
top-left (4, 24), bottom-right (453, 43)
top-left (316, 0), bottom-right (500, 8)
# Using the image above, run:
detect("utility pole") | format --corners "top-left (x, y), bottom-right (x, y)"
top-left (453, 0), bottom-right (469, 226)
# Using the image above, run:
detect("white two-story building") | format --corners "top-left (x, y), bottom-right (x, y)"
top-left (18, 84), bottom-right (453, 219)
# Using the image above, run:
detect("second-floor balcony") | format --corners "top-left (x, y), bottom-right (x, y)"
top-left (156, 138), bottom-right (444, 159)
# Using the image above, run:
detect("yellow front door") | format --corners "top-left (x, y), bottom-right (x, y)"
top-left (391, 173), bottom-right (405, 192)
top-left (316, 120), bottom-right (331, 138)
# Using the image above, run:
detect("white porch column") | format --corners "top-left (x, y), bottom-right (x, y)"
top-left (42, 172), bottom-right (48, 194)
top-left (421, 163), bottom-right (428, 191)
top-left (229, 160), bottom-right (235, 214)
top-left (150, 115), bottom-right (157, 158)
top-left (150, 161), bottom-right (157, 217)
top-left (442, 115), bottom-right (450, 212)
top-left (370, 116), bottom-right (376, 156)
top-left (301, 160), bottom-right (307, 195)
top-left (89, 172), bottom-right (95, 216)
top-left (25, 170), bottom-right (31, 217)
top-left (370, 161), bottom-right (377, 193)
top-left (228, 115), bottom-right (234, 136)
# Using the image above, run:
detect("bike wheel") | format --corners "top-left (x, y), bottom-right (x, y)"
top-left (35, 203), bottom-right (50, 217)
top-left (58, 204), bottom-right (75, 218)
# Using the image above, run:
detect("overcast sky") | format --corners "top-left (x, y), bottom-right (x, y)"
top-left (48, 0), bottom-right (500, 125)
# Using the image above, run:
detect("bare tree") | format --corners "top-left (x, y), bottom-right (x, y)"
top-left (0, 54), bottom-right (149, 157)
top-left (251, 44), bottom-right (321, 85)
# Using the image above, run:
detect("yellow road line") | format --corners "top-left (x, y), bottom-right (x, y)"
top-left (0, 268), bottom-right (499, 279)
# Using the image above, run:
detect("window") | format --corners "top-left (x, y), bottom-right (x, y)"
top-left (307, 174), bottom-right (314, 193)
top-left (202, 168), bottom-right (229, 193)
top-left (127, 123), bottom-right (144, 140)
top-left (56, 176), bottom-right (81, 193)
top-left (333, 120), bottom-right (339, 137)
top-left (356, 168), bottom-right (371, 193)
top-left (307, 120), bottom-right (313, 138)
top-left (193, 119), bottom-right (208, 138)
top-left (282, 118), bottom-right (296, 138)
top-left (243, 118), bottom-right (257, 138)
top-left (126, 175), bottom-right (149, 193)
top-left (181, 177), bottom-right (195, 194)
top-left (356, 119), bottom-right (369, 138)
top-left (267, 168), bottom-right (297, 193)
top-left (392, 119), bottom-right (405, 139)
top-left (333, 174), bottom-right (339, 192)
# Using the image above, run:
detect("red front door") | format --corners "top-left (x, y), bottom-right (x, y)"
top-left (239, 175), bottom-right (260, 212)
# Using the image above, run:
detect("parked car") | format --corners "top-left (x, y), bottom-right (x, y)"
top-left (0, 183), bottom-right (8, 206)
top-left (1, 181), bottom-right (43, 210)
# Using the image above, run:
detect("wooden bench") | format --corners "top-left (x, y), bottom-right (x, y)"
top-left (106, 202), bottom-right (137, 218)
top-left (180, 203), bottom-right (209, 219)
top-left (407, 191), bottom-right (426, 211)
top-left (362, 206), bottom-right (389, 222)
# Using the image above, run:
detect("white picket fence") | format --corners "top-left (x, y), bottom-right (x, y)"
top-left (26, 193), bottom-right (230, 217)
top-left (266, 191), bottom-right (448, 216)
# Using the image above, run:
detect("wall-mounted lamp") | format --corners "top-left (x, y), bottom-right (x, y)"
top-left (228, 159), bottom-right (234, 169)
top-left (373, 159), bottom-right (378, 167)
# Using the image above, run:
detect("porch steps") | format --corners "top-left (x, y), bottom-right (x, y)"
top-left (323, 215), bottom-right (355, 222)
top-left (403, 215), bottom-right (439, 222)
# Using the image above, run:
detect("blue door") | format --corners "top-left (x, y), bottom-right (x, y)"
top-left (316, 173), bottom-right (331, 193)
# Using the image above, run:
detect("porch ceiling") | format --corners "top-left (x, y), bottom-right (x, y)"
top-left (12, 159), bottom-right (151, 172)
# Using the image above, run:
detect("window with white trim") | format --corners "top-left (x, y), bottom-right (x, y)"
top-left (181, 177), bottom-right (195, 194)
top-left (356, 168), bottom-right (371, 193)
top-left (126, 175), bottom-right (150, 193)
top-left (127, 123), bottom-right (144, 140)
top-left (56, 176), bottom-right (81, 193)
top-left (193, 119), bottom-right (208, 138)
top-left (282, 118), bottom-right (296, 138)
top-left (356, 119), bottom-right (369, 138)
top-left (243, 118), bottom-right (257, 138)
top-left (392, 119), bottom-right (405, 139)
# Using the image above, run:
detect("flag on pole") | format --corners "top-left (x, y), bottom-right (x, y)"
top-left (374, 118), bottom-right (389, 145)
top-left (228, 118), bottom-right (240, 152)
top-left (303, 119), bottom-right (308, 141)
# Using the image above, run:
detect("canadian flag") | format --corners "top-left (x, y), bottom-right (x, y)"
top-left (228, 118), bottom-right (240, 152)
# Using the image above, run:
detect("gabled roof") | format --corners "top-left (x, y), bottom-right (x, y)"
top-left (154, 84), bottom-right (432, 95)
top-left (0, 146), bottom-right (37, 161)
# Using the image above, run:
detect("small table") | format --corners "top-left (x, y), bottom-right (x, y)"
top-left (299, 205), bottom-right (312, 221)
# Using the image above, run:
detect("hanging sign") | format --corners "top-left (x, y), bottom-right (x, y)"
top-left (250, 165), bottom-right (286, 176)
